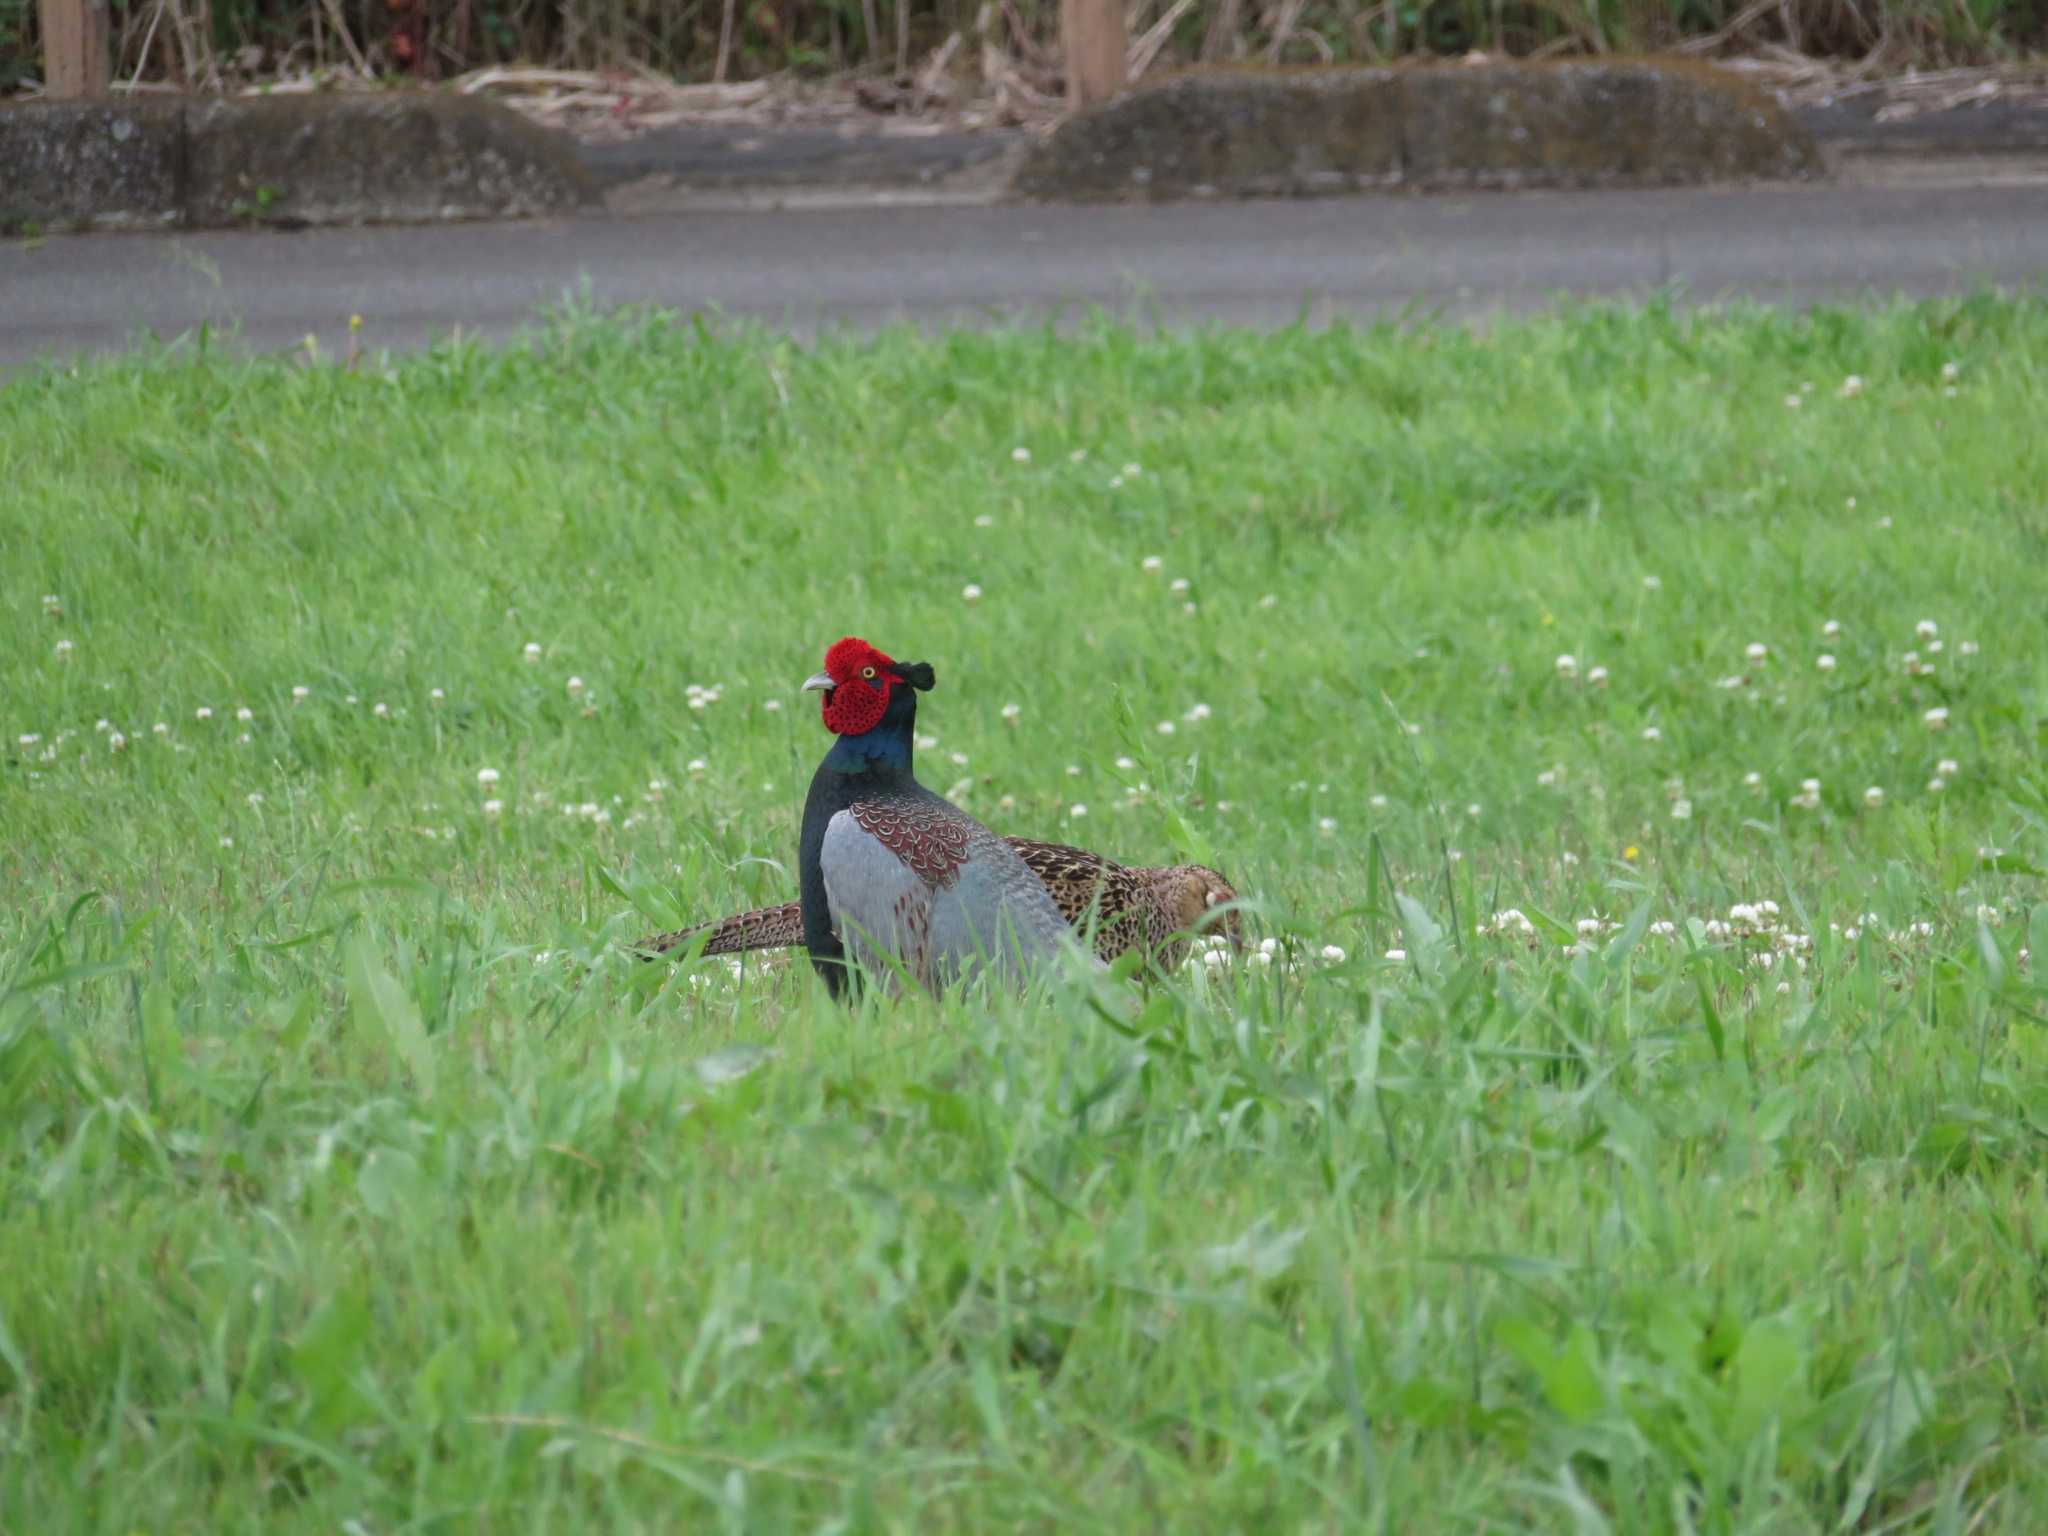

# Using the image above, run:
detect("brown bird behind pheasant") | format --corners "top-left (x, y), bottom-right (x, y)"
top-left (635, 834), bottom-right (1241, 971)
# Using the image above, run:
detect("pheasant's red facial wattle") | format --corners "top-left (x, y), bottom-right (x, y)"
top-left (817, 636), bottom-right (901, 736)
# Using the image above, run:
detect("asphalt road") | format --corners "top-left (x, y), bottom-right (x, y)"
top-left (5, 182), bottom-right (2045, 367)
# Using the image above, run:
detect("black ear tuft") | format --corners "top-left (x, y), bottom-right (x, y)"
top-left (897, 661), bottom-right (936, 692)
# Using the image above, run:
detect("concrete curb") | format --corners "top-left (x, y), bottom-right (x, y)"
top-left (1015, 60), bottom-right (1823, 202)
top-left (0, 93), bottom-right (595, 233)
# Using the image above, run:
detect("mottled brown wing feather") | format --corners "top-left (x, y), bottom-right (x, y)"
top-left (632, 901), bottom-right (804, 958)
top-left (634, 837), bottom-right (1241, 968)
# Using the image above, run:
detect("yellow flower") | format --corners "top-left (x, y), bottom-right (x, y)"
top-left (1623, 845), bottom-right (1640, 861)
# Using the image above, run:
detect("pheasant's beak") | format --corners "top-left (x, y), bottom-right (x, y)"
top-left (801, 671), bottom-right (836, 695)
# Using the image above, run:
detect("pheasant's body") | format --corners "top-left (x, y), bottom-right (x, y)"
top-left (795, 637), bottom-right (1079, 999)
top-left (636, 837), bottom-right (1238, 970)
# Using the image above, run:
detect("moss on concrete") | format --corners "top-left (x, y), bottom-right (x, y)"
top-left (1017, 58), bottom-right (1823, 202)
top-left (0, 93), bottom-right (594, 233)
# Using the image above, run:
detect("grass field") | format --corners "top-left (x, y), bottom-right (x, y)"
top-left (4, 295), bottom-right (2048, 1531)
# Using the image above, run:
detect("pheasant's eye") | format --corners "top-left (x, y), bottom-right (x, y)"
top-left (861, 666), bottom-right (877, 680)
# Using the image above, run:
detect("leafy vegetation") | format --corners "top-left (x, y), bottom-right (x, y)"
top-left (8, 0), bottom-right (2045, 96)
top-left (3, 297), bottom-right (2047, 1529)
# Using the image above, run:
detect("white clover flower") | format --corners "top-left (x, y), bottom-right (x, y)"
top-left (1717, 675), bottom-right (1747, 690)
top-left (1816, 653), bottom-right (1837, 673)
top-left (18, 732), bottom-right (44, 747)
top-left (1070, 448), bottom-right (1088, 463)
top-left (763, 698), bottom-right (783, 713)
top-left (151, 722), bottom-right (168, 736)
top-left (1065, 764), bottom-right (1082, 777)
top-left (1927, 776), bottom-right (1946, 793)
top-left (1182, 601), bottom-right (1197, 615)
top-left (291, 685), bottom-right (310, 704)
top-left (1466, 803), bottom-right (1482, 819)
top-left (1745, 642), bottom-right (1769, 663)
top-left (220, 836), bottom-right (234, 849)
top-left (1923, 706), bottom-right (1950, 730)
top-left (1784, 393), bottom-right (1803, 409)
top-left (1258, 594), bottom-right (1278, 610)
top-left (95, 718), bottom-right (110, 733)
top-left (1536, 769), bottom-right (1559, 788)
top-left (429, 687), bottom-right (445, 703)
top-left (567, 676), bottom-right (586, 696)
top-left (915, 733), bottom-right (938, 751)
top-left (346, 694), bottom-right (359, 705)
top-left (1863, 785), bottom-right (1884, 808)
top-left (1169, 577), bottom-right (1190, 594)
top-left (1320, 945), bottom-right (1347, 963)
top-left (1555, 653), bottom-right (1578, 679)
top-left (1641, 726), bottom-right (1662, 742)
top-left (1838, 375), bottom-right (1865, 398)
top-left (41, 594), bottom-right (61, 615)
top-left (1671, 798), bottom-right (1692, 820)
top-left (1648, 920), bottom-right (1677, 938)
top-left (1926, 639), bottom-right (1944, 655)
top-left (1384, 948), bottom-right (1406, 963)
top-left (523, 642), bottom-right (542, 663)
top-left (949, 751), bottom-right (969, 767)
top-left (1916, 619), bottom-right (1939, 642)
top-left (1937, 758), bottom-right (1959, 777)
top-left (196, 706), bottom-right (214, 721)
top-left (373, 703), bottom-right (390, 718)
top-left (1155, 720), bottom-right (1176, 735)
top-left (236, 707), bottom-right (254, 723)
top-left (1876, 515), bottom-right (1893, 529)
top-left (1317, 817), bottom-right (1337, 835)
top-left (1790, 778), bottom-right (1822, 810)
top-left (1121, 462), bottom-right (1142, 477)
top-left (477, 767), bottom-right (500, 786)
top-left (1114, 755), bottom-right (1137, 771)
top-left (237, 732), bottom-right (252, 744)
top-left (1642, 575), bottom-right (1662, 592)
top-left (1141, 555), bottom-right (1163, 573)
top-left (1975, 904), bottom-right (2002, 926)
top-left (1011, 446), bottom-right (1031, 463)
top-left (973, 514), bottom-right (995, 528)
top-left (108, 731), bottom-right (127, 752)
top-left (1368, 794), bottom-right (1388, 810)
top-left (54, 639), bottom-right (74, 658)
top-left (1183, 703), bottom-right (1212, 723)
top-left (687, 758), bottom-right (707, 775)
top-left (1941, 361), bottom-right (1961, 383)
top-left (1069, 803), bottom-right (1088, 819)
top-left (1822, 619), bottom-right (1842, 639)
top-left (245, 791), bottom-right (263, 806)
top-left (1587, 666), bottom-right (1609, 688)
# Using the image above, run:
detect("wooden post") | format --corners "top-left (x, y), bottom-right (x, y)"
top-left (38, 0), bottom-right (111, 98)
top-left (1062, 0), bottom-right (1125, 110)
